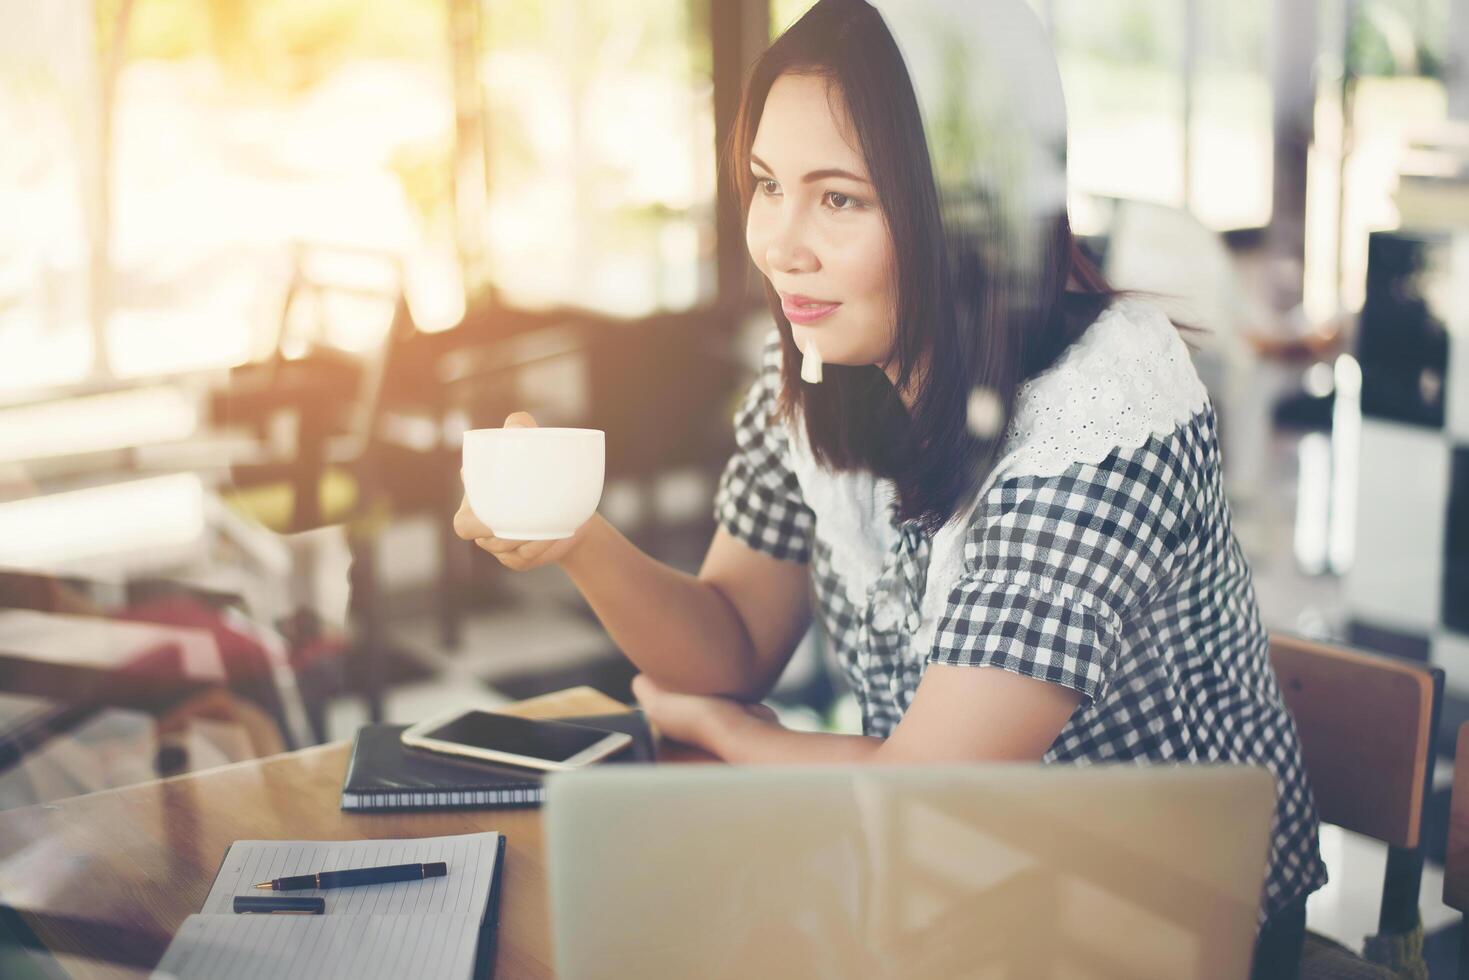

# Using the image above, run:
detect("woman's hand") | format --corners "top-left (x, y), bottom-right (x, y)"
top-left (630, 673), bottom-right (781, 757)
top-left (453, 412), bottom-right (599, 570)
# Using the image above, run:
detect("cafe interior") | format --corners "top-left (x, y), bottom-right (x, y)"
top-left (3, 0), bottom-right (1469, 976)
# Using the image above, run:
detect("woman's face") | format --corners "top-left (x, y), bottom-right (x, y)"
top-left (745, 73), bottom-right (898, 372)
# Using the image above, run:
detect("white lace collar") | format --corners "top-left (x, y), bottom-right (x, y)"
top-left (787, 296), bottom-right (1206, 501)
top-left (783, 297), bottom-right (1207, 649)
top-left (988, 295), bottom-right (1207, 487)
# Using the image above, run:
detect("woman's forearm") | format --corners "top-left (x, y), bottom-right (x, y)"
top-left (558, 515), bottom-right (763, 696)
top-left (711, 712), bottom-right (883, 763)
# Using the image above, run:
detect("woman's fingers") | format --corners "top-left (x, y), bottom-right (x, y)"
top-left (473, 535), bottom-right (522, 555)
top-left (493, 544), bottom-right (548, 571)
top-left (514, 540), bottom-right (554, 559)
top-left (742, 702), bottom-right (781, 725)
top-left (505, 540), bottom-right (557, 568)
top-left (457, 493), bottom-right (557, 565)
top-left (473, 535), bottom-right (555, 569)
top-left (457, 502), bottom-right (554, 560)
top-left (453, 497), bottom-right (493, 540)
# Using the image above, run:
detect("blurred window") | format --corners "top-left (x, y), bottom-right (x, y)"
top-left (1301, 0), bottom-right (1450, 320)
top-left (1051, 0), bottom-right (1274, 231)
top-left (480, 0), bottom-right (718, 316)
top-left (1, 0), bottom-right (464, 394)
top-left (1052, 0), bottom-right (1189, 213)
top-left (0, 1), bottom-right (97, 392)
top-left (772, 0), bottom-right (1274, 233)
top-left (1190, 0), bottom-right (1273, 229)
top-left (0, 1), bottom-right (722, 399)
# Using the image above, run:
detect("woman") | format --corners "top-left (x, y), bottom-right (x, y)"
top-left (454, 0), bottom-right (1325, 972)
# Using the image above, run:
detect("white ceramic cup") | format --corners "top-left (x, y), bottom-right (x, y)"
top-left (461, 427), bottom-right (605, 540)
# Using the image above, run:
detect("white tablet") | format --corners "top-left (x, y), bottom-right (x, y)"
top-left (400, 708), bottom-right (632, 772)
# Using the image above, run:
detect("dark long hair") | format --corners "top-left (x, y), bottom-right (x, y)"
top-left (727, 0), bottom-right (1120, 535)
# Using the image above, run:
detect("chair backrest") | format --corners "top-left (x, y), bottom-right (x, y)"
top-left (1442, 722), bottom-right (1469, 915)
top-left (1269, 633), bottom-right (1440, 849)
top-left (1271, 632), bottom-right (1442, 937)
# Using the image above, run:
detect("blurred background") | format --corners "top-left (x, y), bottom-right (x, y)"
top-left (1, 0), bottom-right (1467, 969)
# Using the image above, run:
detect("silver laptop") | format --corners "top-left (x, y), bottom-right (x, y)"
top-left (545, 764), bottom-right (1275, 980)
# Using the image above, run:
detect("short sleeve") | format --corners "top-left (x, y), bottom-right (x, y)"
top-left (927, 432), bottom-right (1192, 704)
top-left (713, 331), bottom-right (815, 563)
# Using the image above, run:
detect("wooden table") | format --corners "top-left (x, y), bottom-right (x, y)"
top-left (0, 687), bottom-right (693, 978)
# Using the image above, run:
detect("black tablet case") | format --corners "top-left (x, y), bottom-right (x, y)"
top-left (340, 711), bottom-right (653, 811)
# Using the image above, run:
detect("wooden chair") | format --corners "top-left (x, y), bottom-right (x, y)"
top-left (1442, 723), bottom-right (1469, 977)
top-left (1270, 633), bottom-right (1443, 976)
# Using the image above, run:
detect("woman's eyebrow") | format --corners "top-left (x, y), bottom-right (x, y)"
top-left (750, 153), bottom-right (871, 185)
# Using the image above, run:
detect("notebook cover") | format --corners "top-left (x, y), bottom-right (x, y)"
top-left (473, 833), bottom-right (508, 979)
top-left (340, 712), bottom-right (653, 810)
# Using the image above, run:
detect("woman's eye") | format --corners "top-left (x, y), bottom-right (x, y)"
top-left (751, 178), bottom-right (864, 210)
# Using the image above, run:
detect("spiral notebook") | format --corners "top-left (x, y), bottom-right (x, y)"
top-left (151, 832), bottom-right (505, 980)
top-left (340, 712), bottom-right (654, 812)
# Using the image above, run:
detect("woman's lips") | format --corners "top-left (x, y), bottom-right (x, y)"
top-left (780, 294), bottom-right (841, 325)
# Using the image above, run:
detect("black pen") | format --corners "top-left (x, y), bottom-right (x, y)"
top-left (234, 896), bottom-right (325, 914)
top-left (254, 861), bottom-right (448, 891)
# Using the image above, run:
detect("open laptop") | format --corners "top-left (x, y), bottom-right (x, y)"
top-left (545, 764), bottom-right (1275, 980)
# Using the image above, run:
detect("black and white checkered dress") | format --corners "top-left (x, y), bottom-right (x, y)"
top-left (714, 298), bottom-right (1328, 921)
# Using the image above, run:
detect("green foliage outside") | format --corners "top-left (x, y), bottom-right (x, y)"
top-left (1347, 0), bottom-right (1450, 78)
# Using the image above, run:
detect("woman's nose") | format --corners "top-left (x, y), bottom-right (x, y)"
top-left (765, 211), bottom-right (819, 274)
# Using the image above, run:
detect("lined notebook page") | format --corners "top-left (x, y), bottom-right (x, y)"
top-left (153, 913), bottom-right (480, 980)
top-left (200, 833), bottom-right (500, 920)
top-left (151, 833), bottom-right (501, 980)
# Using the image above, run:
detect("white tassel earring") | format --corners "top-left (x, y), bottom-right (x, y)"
top-left (800, 338), bottom-right (824, 384)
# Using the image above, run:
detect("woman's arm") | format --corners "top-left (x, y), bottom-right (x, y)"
top-left (455, 413), bottom-right (812, 700)
top-left (559, 520), bottom-right (811, 698)
top-left (461, 506), bottom-right (810, 699)
top-left (633, 664), bottom-right (1081, 763)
